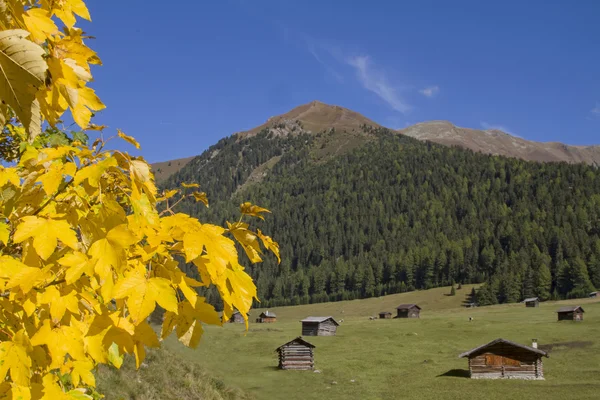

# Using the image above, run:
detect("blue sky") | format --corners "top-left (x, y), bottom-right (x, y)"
top-left (83, 0), bottom-right (600, 162)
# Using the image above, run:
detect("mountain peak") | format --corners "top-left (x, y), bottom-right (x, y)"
top-left (239, 101), bottom-right (381, 137)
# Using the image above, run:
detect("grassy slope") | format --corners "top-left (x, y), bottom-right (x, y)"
top-left (96, 346), bottom-right (251, 400)
top-left (163, 285), bottom-right (600, 400)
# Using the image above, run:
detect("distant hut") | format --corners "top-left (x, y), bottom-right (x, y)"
top-left (590, 291), bottom-right (599, 298)
top-left (300, 317), bottom-right (339, 336)
top-left (459, 338), bottom-right (548, 380)
top-left (276, 337), bottom-right (315, 370)
top-left (229, 311), bottom-right (245, 324)
top-left (395, 304), bottom-right (421, 318)
top-left (523, 297), bottom-right (540, 307)
top-left (556, 306), bottom-right (584, 321)
top-left (379, 311), bottom-right (392, 319)
top-left (256, 310), bottom-right (277, 323)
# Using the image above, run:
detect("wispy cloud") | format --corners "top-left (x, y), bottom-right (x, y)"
top-left (419, 86), bottom-right (439, 98)
top-left (306, 42), bottom-right (344, 83)
top-left (481, 121), bottom-right (521, 138)
top-left (592, 102), bottom-right (600, 117)
top-left (346, 55), bottom-right (411, 114)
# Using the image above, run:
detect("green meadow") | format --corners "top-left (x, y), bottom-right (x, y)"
top-left (102, 285), bottom-right (600, 399)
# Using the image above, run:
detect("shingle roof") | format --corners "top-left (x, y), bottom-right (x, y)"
top-left (260, 310), bottom-right (276, 317)
top-left (275, 336), bottom-right (315, 352)
top-left (379, 311), bottom-right (392, 314)
top-left (396, 304), bottom-right (421, 310)
top-left (300, 316), bottom-right (339, 325)
top-left (523, 297), bottom-right (539, 303)
top-left (556, 306), bottom-right (584, 313)
top-left (458, 338), bottom-right (549, 359)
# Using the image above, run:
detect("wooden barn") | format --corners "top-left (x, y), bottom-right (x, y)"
top-left (395, 304), bottom-right (421, 318)
top-left (459, 338), bottom-right (548, 380)
top-left (300, 316), bottom-right (339, 336)
top-left (523, 297), bottom-right (540, 307)
top-left (256, 310), bottom-right (277, 323)
top-left (229, 311), bottom-right (245, 324)
top-left (379, 311), bottom-right (392, 319)
top-left (590, 291), bottom-right (599, 298)
top-left (276, 337), bottom-right (315, 370)
top-left (556, 306), bottom-right (584, 321)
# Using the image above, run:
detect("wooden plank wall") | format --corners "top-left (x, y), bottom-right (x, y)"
top-left (278, 344), bottom-right (314, 370)
top-left (468, 343), bottom-right (543, 379)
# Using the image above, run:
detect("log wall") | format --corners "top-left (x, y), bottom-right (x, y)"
top-left (467, 343), bottom-right (544, 380)
top-left (302, 321), bottom-right (337, 336)
top-left (278, 344), bottom-right (314, 370)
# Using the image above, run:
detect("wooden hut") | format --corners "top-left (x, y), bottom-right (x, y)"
top-left (556, 306), bottom-right (584, 321)
top-left (300, 316), bottom-right (339, 336)
top-left (256, 310), bottom-right (277, 323)
top-left (395, 304), bottom-right (421, 318)
top-left (229, 311), bottom-right (245, 324)
top-left (590, 291), bottom-right (599, 298)
top-left (276, 337), bottom-right (315, 370)
top-left (523, 297), bottom-right (540, 307)
top-left (459, 338), bottom-right (548, 380)
top-left (379, 311), bottom-right (392, 319)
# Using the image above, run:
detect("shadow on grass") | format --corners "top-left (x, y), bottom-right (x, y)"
top-left (437, 369), bottom-right (470, 378)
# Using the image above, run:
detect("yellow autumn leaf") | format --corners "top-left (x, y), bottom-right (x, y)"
top-left (0, 29), bottom-right (47, 138)
top-left (0, 166), bottom-right (20, 187)
top-left (112, 271), bottom-right (177, 324)
top-left (49, 0), bottom-right (91, 28)
top-left (31, 320), bottom-right (86, 369)
top-left (74, 157), bottom-right (117, 187)
top-left (23, 8), bottom-right (58, 43)
top-left (58, 251), bottom-right (93, 284)
top-left (192, 191), bottom-right (209, 207)
top-left (39, 286), bottom-right (79, 322)
top-left (70, 86), bottom-right (105, 129)
top-left (181, 182), bottom-right (200, 188)
top-left (240, 201), bottom-right (271, 220)
top-left (118, 130), bottom-right (140, 149)
top-left (164, 189), bottom-right (178, 199)
top-left (0, 220), bottom-right (9, 245)
top-left (227, 221), bottom-right (262, 263)
top-left (70, 359), bottom-right (95, 387)
top-left (257, 229), bottom-right (281, 264)
top-left (13, 216), bottom-right (78, 260)
top-left (0, 333), bottom-right (32, 386)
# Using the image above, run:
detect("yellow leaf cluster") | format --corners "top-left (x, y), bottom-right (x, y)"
top-left (0, 2), bottom-right (280, 399)
top-left (0, 135), bottom-right (279, 398)
top-left (0, 0), bottom-right (103, 137)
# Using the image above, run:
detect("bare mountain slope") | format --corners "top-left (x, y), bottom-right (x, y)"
top-left (399, 120), bottom-right (600, 165)
top-left (238, 100), bottom-right (382, 138)
top-left (153, 102), bottom-right (600, 183)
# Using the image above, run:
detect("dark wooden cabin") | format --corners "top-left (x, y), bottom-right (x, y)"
top-left (256, 310), bottom-right (277, 323)
top-left (395, 304), bottom-right (421, 318)
top-left (229, 311), bottom-right (245, 324)
top-left (556, 306), bottom-right (584, 321)
top-left (459, 338), bottom-right (548, 380)
top-left (590, 291), bottom-right (599, 298)
top-left (523, 297), bottom-right (540, 307)
top-left (379, 311), bottom-right (392, 319)
top-left (276, 337), bottom-right (315, 370)
top-left (300, 317), bottom-right (339, 336)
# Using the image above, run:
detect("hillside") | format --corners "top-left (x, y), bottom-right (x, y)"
top-left (161, 117), bottom-right (600, 311)
top-left (400, 120), bottom-right (600, 165)
top-left (153, 156), bottom-right (195, 183)
top-left (164, 287), bottom-right (600, 400)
